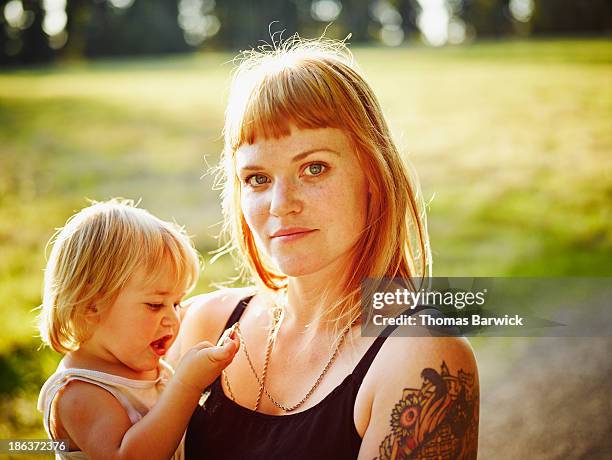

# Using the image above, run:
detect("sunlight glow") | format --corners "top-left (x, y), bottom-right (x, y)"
top-left (311, 0), bottom-right (342, 22)
top-left (178, 0), bottom-right (220, 46)
top-left (109, 0), bottom-right (135, 9)
top-left (417, 0), bottom-right (449, 47)
top-left (447, 17), bottom-right (466, 45)
top-left (509, 0), bottom-right (534, 22)
top-left (371, 0), bottom-right (404, 46)
top-left (42, 0), bottom-right (67, 50)
top-left (4, 0), bottom-right (25, 29)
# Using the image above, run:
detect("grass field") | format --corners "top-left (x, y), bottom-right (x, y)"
top-left (0, 38), bottom-right (611, 446)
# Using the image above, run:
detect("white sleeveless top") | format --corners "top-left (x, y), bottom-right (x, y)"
top-left (37, 360), bottom-right (183, 460)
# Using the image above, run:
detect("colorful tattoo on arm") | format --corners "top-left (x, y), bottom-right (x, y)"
top-left (377, 361), bottom-right (479, 460)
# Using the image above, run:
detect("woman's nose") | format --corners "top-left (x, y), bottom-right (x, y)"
top-left (269, 179), bottom-right (302, 217)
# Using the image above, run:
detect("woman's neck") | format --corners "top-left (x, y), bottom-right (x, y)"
top-left (284, 255), bottom-right (353, 333)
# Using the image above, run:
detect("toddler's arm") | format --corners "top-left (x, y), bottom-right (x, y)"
top-left (57, 335), bottom-right (238, 460)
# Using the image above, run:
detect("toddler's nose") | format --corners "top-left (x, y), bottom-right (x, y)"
top-left (161, 306), bottom-right (180, 331)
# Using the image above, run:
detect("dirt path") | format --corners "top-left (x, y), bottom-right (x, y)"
top-left (478, 336), bottom-right (612, 459)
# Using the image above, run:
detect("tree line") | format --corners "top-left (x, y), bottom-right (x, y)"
top-left (1, 0), bottom-right (610, 66)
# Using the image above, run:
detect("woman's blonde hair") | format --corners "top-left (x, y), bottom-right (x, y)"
top-left (38, 198), bottom-right (201, 354)
top-left (219, 36), bottom-right (431, 328)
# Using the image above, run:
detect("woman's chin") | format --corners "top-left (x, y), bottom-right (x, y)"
top-left (274, 258), bottom-right (330, 278)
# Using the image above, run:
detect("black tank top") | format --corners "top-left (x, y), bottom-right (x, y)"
top-left (185, 297), bottom-right (422, 460)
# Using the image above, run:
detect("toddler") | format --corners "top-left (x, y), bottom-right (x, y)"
top-left (37, 199), bottom-right (238, 459)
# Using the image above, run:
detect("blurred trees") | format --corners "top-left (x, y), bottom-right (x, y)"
top-left (532, 0), bottom-right (612, 34)
top-left (215, 0), bottom-right (299, 49)
top-left (1, 0), bottom-right (52, 65)
top-left (394, 0), bottom-right (421, 39)
top-left (454, 0), bottom-right (612, 37)
top-left (454, 0), bottom-right (514, 37)
top-left (340, 0), bottom-right (369, 42)
top-left (1, 0), bottom-right (610, 66)
top-left (64, 0), bottom-right (90, 58)
top-left (84, 0), bottom-right (188, 57)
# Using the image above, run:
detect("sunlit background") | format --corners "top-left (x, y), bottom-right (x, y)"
top-left (1, 1), bottom-right (611, 458)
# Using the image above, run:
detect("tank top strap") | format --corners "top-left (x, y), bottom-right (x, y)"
top-left (222, 295), bottom-right (254, 331)
top-left (351, 333), bottom-right (396, 385)
top-left (351, 306), bottom-right (432, 385)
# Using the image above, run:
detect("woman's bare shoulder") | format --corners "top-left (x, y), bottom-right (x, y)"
top-left (184, 287), bottom-right (256, 323)
top-left (367, 334), bottom-right (478, 397)
top-left (382, 334), bottom-right (476, 368)
top-left (357, 335), bottom-right (479, 459)
top-left (172, 287), bottom-right (256, 360)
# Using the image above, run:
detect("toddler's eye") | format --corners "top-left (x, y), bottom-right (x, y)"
top-left (173, 302), bottom-right (183, 310)
top-left (304, 163), bottom-right (326, 176)
top-left (246, 174), bottom-right (270, 187)
top-left (146, 303), bottom-right (164, 310)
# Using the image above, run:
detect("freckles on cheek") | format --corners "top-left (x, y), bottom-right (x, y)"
top-left (307, 181), bottom-right (335, 201)
top-left (241, 194), bottom-right (271, 253)
top-left (240, 192), bottom-right (268, 227)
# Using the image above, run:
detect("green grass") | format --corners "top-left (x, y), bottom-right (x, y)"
top-left (0, 38), bottom-right (610, 439)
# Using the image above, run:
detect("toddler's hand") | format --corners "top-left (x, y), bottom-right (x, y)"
top-left (174, 331), bottom-right (239, 394)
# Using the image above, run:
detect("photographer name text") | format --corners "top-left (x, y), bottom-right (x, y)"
top-left (373, 313), bottom-right (524, 327)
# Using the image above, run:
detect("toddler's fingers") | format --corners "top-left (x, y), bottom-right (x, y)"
top-left (203, 339), bottom-right (238, 364)
top-left (229, 328), bottom-right (239, 342)
top-left (216, 323), bottom-right (238, 347)
top-left (231, 334), bottom-right (240, 351)
top-left (192, 340), bottom-right (214, 351)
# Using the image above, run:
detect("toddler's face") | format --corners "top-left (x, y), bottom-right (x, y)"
top-left (90, 264), bottom-right (183, 376)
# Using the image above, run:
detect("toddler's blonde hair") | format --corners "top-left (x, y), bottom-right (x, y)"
top-left (38, 198), bottom-right (201, 353)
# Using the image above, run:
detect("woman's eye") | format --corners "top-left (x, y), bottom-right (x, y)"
top-left (246, 174), bottom-right (269, 187)
top-left (304, 163), bottom-right (326, 176)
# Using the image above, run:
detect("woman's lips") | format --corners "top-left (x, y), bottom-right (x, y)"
top-left (270, 228), bottom-right (317, 242)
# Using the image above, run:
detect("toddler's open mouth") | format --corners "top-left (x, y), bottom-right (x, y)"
top-left (150, 335), bottom-right (173, 356)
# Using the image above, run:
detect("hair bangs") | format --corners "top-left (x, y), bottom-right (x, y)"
top-left (141, 230), bottom-right (200, 296)
top-left (227, 58), bottom-right (347, 151)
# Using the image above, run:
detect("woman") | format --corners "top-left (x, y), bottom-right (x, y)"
top-left (172, 38), bottom-right (479, 459)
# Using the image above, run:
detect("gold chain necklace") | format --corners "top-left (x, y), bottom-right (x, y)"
top-left (222, 309), bottom-right (281, 411)
top-left (222, 313), bottom-right (357, 412)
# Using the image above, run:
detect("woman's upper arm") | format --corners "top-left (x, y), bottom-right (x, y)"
top-left (167, 288), bottom-right (254, 367)
top-left (358, 337), bottom-right (479, 460)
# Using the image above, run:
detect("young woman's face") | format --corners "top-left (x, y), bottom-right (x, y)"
top-left (236, 126), bottom-right (369, 278)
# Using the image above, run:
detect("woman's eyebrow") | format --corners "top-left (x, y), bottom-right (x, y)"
top-left (292, 148), bottom-right (340, 162)
top-left (238, 164), bottom-right (266, 172)
top-left (238, 148), bottom-right (340, 172)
